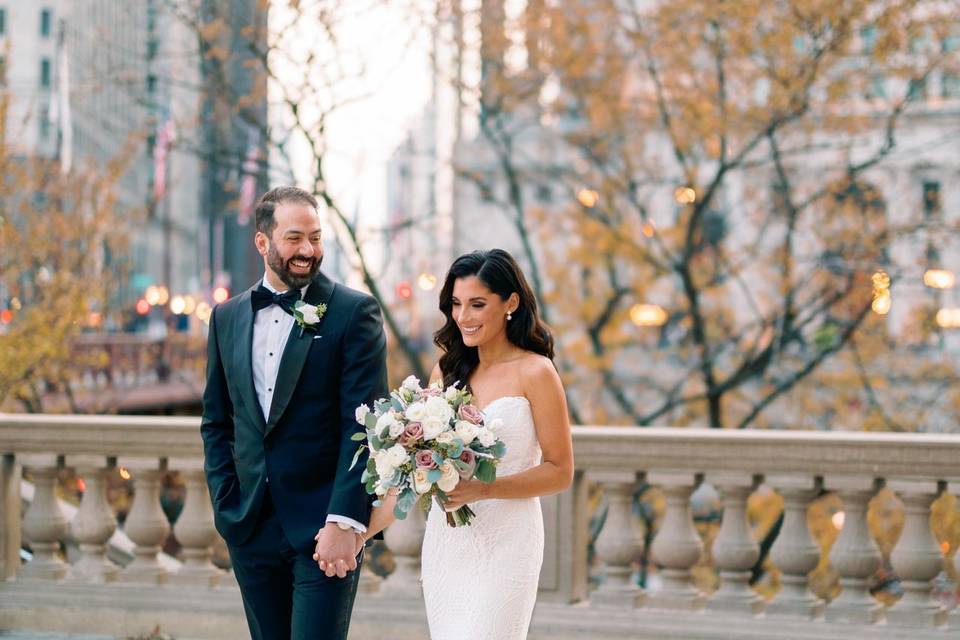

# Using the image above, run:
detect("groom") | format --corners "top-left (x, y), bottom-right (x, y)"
top-left (201, 186), bottom-right (388, 639)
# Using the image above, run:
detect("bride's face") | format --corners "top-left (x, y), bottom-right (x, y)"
top-left (450, 275), bottom-right (517, 348)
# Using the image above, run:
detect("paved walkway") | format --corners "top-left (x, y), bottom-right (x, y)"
top-left (0, 634), bottom-right (116, 639)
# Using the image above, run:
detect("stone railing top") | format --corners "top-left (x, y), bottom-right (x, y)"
top-left (0, 413), bottom-right (201, 460)
top-left (572, 425), bottom-right (960, 481)
top-left (2, 414), bottom-right (958, 481)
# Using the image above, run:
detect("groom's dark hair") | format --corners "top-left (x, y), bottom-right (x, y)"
top-left (255, 186), bottom-right (319, 236)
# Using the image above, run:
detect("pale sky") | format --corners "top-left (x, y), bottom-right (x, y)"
top-left (269, 1), bottom-right (435, 236)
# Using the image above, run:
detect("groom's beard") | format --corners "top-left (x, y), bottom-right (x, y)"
top-left (266, 242), bottom-right (322, 289)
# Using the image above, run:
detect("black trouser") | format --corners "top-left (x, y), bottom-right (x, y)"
top-left (228, 493), bottom-right (363, 640)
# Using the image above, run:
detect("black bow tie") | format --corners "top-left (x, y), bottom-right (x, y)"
top-left (251, 286), bottom-right (301, 315)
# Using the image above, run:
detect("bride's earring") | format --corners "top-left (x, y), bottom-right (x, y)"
top-left (506, 311), bottom-right (513, 321)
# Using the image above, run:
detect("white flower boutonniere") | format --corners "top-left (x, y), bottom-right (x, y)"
top-left (293, 300), bottom-right (327, 336)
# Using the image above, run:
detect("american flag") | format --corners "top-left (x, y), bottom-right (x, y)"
top-left (153, 118), bottom-right (176, 200)
top-left (237, 131), bottom-right (261, 226)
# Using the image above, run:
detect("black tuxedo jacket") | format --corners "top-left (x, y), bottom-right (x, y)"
top-left (200, 272), bottom-right (388, 553)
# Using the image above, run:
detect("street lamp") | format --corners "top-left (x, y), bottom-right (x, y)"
top-left (630, 303), bottom-right (668, 327)
top-left (936, 308), bottom-right (960, 328)
top-left (674, 186), bottom-right (697, 204)
top-left (417, 273), bottom-right (438, 291)
top-left (923, 268), bottom-right (955, 289)
top-left (577, 188), bottom-right (599, 208)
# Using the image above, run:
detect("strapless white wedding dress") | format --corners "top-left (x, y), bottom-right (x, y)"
top-left (420, 396), bottom-right (544, 640)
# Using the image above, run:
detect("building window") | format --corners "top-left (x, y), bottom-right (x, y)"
top-left (39, 104), bottom-right (50, 139)
top-left (0, 9), bottom-right (6, 36)
top-left (146, 73), bottom-right (157, 94)
top-left (943, 74), bottom-right (960, 99)
top-left (907, 77), bottom-right (926, 102)
top-left (943, 33), bottom-right (960, 54)
top-left (40, 58), bottom-right (51, 88)
top-left (922, 181), bottom-right (941, 218)
top-left (867, 75), bottom-right (886, 100)
top-left (536, 184), bottom-right (552, 203)
top-left (40, 8), bottom-right (52, 38)
top-left (860, 25), bottom-right (877, 54)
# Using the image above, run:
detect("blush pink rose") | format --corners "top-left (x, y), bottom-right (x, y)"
top-left (399, 421), bottom-right (424, 446)
top-left (415, 449), bottom-right (437, 469)
top-left (421, 386), bottom-right (443, 397)
top-left (457, 403), bottom-right (483, 425)
top-left (457, 449), bottom-right (478, 479)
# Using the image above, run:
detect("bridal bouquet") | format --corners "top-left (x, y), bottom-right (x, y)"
top-left (351, 375), bottom-right (506, 527)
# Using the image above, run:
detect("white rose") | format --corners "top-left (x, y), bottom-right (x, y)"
top-left (374, 450), bottom-right (396, 478)
top-left (402, 375), bottom-right (421, 392)
top-left (422, 416), bottom-right (447, 440)
top-left (437, 461), bottom-right (460, 493)
top-left (435, 431), bottom-right (455, 444)
top-left (404, 402), bottom-right (427, 423)
top-left (444, 386), bottom-right (459, 402)
top-left (453, 420), bottom-right (479, 443)
top-left (412, 468), bottom-right (432, 494)
top-left (386, 443), bottom-right (408, 468)
top-left (424, 395), bottom-right (454, 423)
top-left (477, 427), bottom-right (496, 447)
top-left (375, 412), bottom-right (399, 437)
top-left (487, 418), bottom-right (504, 432)
top-left (298, 303), bottom-right (320, 324)
top-left (355, 404), bottom-right (370, 425)
top-left (389, 420), bottom-right (406, 438)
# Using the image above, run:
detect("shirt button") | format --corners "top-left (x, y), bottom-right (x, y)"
top-left (268, 387), bottom-right (272, 392)
top-left (269, 352), bottom-right (273, 356)
top-left (274, 319), bottom-right (279, 323)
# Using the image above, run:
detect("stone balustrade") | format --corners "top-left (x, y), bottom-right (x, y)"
top-left (1, 414), bottom-right (959, 639)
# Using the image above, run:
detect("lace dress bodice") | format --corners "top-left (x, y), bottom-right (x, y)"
top-left (420, 396), bottom-right (544, 640)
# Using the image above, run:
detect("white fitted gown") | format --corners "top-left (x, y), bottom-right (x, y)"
top-left (420, 396), bottom-right (544, 640)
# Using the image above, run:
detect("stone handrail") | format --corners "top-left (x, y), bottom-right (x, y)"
top-left (572, 426), bottom-right (960, 478)
top-left (1, 414), bottom-right (958, 639)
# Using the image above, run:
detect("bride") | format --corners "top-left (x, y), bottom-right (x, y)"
top-left (363, 248), bottom-right (574, 639)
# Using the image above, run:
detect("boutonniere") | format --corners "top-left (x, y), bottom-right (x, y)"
top-left (293, 300), bottom-right (327, 337)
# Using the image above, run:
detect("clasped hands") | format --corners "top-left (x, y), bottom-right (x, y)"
top-left (312, 525), bottom-right (365, 578)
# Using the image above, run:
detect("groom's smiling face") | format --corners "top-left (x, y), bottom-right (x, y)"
top-left (255, 200), bottom-right (323, 290)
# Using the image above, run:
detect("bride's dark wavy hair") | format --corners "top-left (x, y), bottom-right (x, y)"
top-left (434, 248), bottom-right (554, 388)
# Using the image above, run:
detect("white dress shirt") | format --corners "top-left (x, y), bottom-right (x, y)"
top-left (253, 275), bottom-right (365, 534)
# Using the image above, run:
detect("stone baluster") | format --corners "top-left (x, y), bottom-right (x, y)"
top-left (1, 454), bottom-right (21, 581)
top-left (766, 475), bottom-right (823, 619)
top-left (66, 456), bottom-right (120, 583)
top-left (887, 480), bottom-right (947, 627)
top-left (169, 463), bottom-right (222, 587)
top-left (648, 472), bottom-right (704, 610)
top-left (117, 457), bottom-right (170, 584)
top-left (357, 554), bottom-right (384, 594)
top-left (706, 473), bottom-right (761, 615)
top-left (591, 471), bottom-right (644, 607)
top-left (380, 503), bottom-right (425, 596)
top-left (824, 476), bottom-right (883, 624)
top-left (19, 455), bottom-right (69, 581)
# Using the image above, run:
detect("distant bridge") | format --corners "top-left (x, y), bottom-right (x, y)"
top-left (3, 333), bottom-right (206, 415)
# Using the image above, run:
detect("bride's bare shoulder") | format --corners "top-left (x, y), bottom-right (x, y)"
top-left (518, 352), bottom-right (559, 383)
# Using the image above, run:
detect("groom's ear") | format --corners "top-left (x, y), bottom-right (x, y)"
top-left (254, 231), bottom-right (269, 256)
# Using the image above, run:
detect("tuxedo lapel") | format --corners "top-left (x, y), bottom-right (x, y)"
top-left (264, 273), bottom-right (336, 436)
top-left (233, 286), bottom-right (266, 432)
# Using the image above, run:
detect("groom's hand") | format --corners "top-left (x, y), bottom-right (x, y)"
top-left (312, 525), bottom-right (359, 578)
